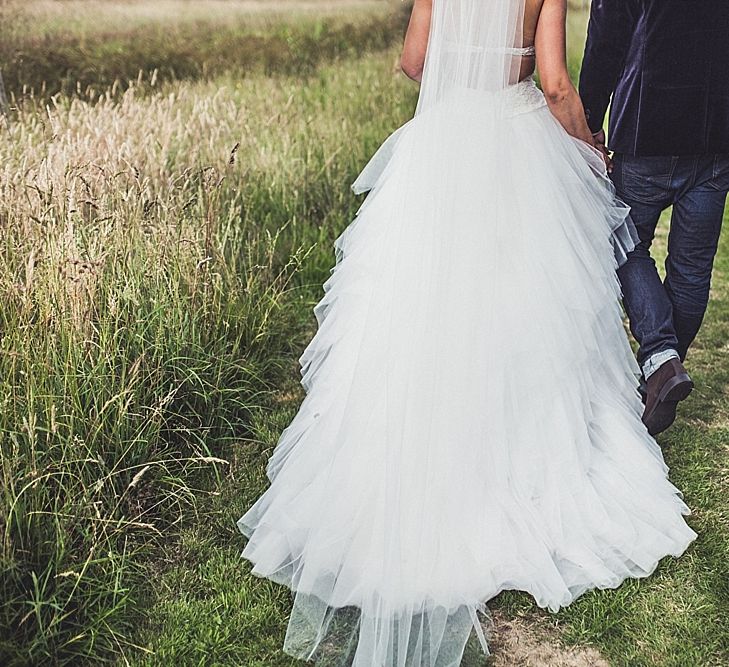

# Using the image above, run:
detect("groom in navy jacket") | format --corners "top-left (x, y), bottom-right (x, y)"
top-left (579, 0), bottom-right (729, 436)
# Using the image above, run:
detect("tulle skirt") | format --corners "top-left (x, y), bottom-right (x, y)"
top-left (237, 79), bottom-right (697, 666)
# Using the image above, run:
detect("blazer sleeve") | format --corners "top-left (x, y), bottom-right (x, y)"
top-left (578, 0), bottom-right (639, 134)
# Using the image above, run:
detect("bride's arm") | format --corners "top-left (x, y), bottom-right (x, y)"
top-left (401, 0), bottom-right (433, 82)
top-left (535, 0), bottom-right (596, 147)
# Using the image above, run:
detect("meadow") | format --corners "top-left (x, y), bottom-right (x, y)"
top-left (0, 1), bottom-right (726, 666)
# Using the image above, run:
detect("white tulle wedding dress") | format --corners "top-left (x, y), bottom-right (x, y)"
top-left (237, 1), bottom-right (697, 664)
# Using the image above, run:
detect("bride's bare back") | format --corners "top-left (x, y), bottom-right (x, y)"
top-left (520, 0), bottom-right (547, 80)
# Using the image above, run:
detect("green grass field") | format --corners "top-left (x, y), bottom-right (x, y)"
top-left (0, 2), bottom-right (726, 666)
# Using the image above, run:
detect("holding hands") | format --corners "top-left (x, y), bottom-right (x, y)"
top-left (591, 128), bottom-right (613, 173)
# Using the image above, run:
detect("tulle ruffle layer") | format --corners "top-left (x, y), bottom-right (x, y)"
top-left (238, 82), bottom-right (695, 666)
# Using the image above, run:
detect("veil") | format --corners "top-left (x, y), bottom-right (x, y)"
top-left (352, 0), bottom-right (529, 195)
top-left (415, 0), bottom-right (527, 113)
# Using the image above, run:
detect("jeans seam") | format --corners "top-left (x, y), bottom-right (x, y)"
top-left (712, 154), bottom-right (724, 181)
top-left (667, 157), bottom-right (679, 197)
top-left (689, 156), bottom-right (699, 189)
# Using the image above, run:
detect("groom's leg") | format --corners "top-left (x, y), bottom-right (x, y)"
top-left (612, 154), bottom-right (679, 374)
top-left (664, 155), bottom-right (729, 361)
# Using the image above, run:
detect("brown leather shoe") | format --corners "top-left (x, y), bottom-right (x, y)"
top-left (642, 358), bottom-right (694, 436)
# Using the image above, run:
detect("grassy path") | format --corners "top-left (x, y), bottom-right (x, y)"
top-left (490, 209), bottom-right (729, 667)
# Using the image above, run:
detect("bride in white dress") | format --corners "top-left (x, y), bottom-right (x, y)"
top-left (237, 0), bottom-right (697, 664)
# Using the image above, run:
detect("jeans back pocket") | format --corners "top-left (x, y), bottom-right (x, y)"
top-left (615, 154), bottom-right (676, 205)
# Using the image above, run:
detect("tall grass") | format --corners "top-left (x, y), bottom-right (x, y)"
top-left (0, 34), bottom-right (415, 663)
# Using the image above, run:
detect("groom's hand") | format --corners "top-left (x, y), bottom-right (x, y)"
top-left (592, 129), bottom-right (613, 173)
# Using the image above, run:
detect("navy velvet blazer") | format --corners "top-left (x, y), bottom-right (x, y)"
top-left (579, 0), bottom-right (729, 156)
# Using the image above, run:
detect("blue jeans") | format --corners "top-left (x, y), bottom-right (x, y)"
top-left (612, 153), bottom-right (729, 370)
